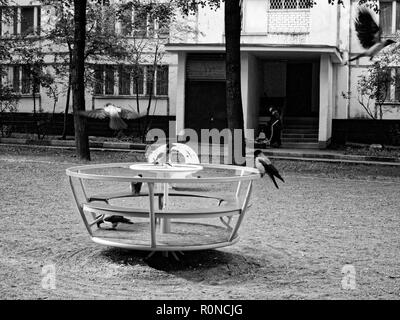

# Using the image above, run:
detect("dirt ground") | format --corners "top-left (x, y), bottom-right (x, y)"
top-left (0, 145), bottom-right (399, 300)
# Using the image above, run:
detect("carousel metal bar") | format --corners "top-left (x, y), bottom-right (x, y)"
top-left (235, 169), bottom-right (245, 199)
top-left (228, 181), bottom-right (253, 242)
top-left (148, 182), bottom-right (157, 248)
top-left (69, 176), bottom-right (93, 236)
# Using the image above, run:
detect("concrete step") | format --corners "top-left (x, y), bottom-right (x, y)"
top-left (283, 129), bottom-right (319, 134)
top-left (282, 138), bottom-right (319, 143)
top-left (284, 117), bottom-right (319, 121)
top-left (283, 118), bottom-right (319, 124)
top-left (284, 124), bottom-right (319, 129)
top-left (282, 133), bottom-right (318, 139)
top-left (281, 142), bottom-right (320, 149)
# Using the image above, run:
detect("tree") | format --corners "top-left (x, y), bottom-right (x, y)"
top-left (119, 0), bottom-right (195, 142)
top-left (72, 0), bottom-right (90, 160)
top-left (343, 33), bottom-right (400, 120)
top-left (0, 1), bottom-right (21, 137)
top-left (41, 0), bottom-right (135, 141)
top-left (357, 61), bottom-right (394, 120)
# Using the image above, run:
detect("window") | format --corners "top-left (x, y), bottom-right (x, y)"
top-left (21, 7), bottom-right (34, 35)
top-left (94, 66), bottom-right (104, 95)
top-left (120, 7), bottom-right (133, 36)
top-left (146, 66), bottom-right (155, 96)
top-left (379, 0), bottom-right (400, 35)
top-left (385, 68), bottom-right (400, 101)
top-left (105, 66), bottom-right (115, 95)
top-left (0, 6), bottom-right (40, 36)
top-left (0, 65), bottom-right (39, 94)
top-left (118, 8), bottom-right (169, 38)
top-left (156, 66), bottom-right (168, 96)
top-left (269, 0), bottom-right (310, 10)
top-left (12, 66), bottom-right (20, 92)
top-left (132, 66), bottom-right (144, 95)
top-left (93, 64), bottom-right (168, 96)
top-left (395, 68), bottom-right (400, 100)
top-left (21, 65), bottom-right (31, 94)
top-left (118, 66), bottom-right (131, 95)
top-left (376, 67), bottom-right (400, 102)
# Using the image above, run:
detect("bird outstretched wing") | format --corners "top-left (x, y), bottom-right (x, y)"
top-left (119, 108), bottom-right (141, 120)
top-left (355, 7), bottom-right (380, 49)
top-left (80, 109), bottom-right (109, 119)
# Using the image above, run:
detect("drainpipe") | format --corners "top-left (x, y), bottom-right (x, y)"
top-left (347, 0), bottom-right (353, 119)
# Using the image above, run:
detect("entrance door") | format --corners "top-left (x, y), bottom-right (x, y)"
top-left (285, 63), bottom-right (315, 117)
top-left (185, 80), bottom-right (227, 134)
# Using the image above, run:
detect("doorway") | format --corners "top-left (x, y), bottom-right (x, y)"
top-left (285, 62), bottom-right (319, 117)
top-left (184, 80), bottom-right (227, 134)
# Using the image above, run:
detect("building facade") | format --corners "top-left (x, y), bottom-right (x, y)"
top-left (0, 0), bottom-right (177, 120)
top-left (167, 0), bottom-right (400, 148)
top-left (1, 0), bottom-right (400, 148)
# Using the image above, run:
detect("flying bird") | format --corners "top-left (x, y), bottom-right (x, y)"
top-left (130, 174), bottom-right (143, 195)
top-left (97, 215), bottom-right (134, 229)
top-left (80, 103), bottom-right (142, 130)
top-left (254, 150), bottom-right (285, 189)
top-left (347, 7), bottom-right (396, 64)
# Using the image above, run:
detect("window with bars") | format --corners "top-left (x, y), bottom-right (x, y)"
top-left (93, 65), bottom-right (168, 97)
top-left (269, 0), bottom-right (311, 10)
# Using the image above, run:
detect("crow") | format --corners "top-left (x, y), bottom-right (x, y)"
top-left (130, 174), bottom-right (143, 195)
top-left (254, 150), bottom-right (285, 189)
top-left (347, 7), bottom-right (396, 64)
top-left (97, 215), bottom-right (133, 229)
top-left (80, 103), bottom-right (142, 130)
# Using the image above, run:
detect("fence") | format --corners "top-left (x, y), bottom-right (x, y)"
top-left (0, 112), bottom-right (174, 138)
top-left (332, 119), bottom-right (400, 146)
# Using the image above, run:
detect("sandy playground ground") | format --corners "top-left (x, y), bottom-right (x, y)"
top-left (0, 145), bottom-right (399, 299)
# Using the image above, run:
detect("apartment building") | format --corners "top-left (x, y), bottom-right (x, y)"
top-left (1, 0), bottom-right (399, 147)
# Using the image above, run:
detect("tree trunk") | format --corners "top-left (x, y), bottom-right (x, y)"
top-left (72, 0), bottom-right (90, 160)
top-left (225, 0), bottom-right (245, 165)
top-left (61, 73), bottom-right (72, 140)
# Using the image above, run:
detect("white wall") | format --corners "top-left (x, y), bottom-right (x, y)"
top-left (193, 0), bottom-right (344, 47)
top-left (241, 53), bottom-right (262, 133)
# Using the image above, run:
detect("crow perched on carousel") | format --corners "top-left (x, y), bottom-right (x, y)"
top-left (347, 7), bottom-right (396, 64)
top-left (254, 150), bottom-right (285, 189)
top-left (80, 103), bottom-right (142, 131)
top-left (97, 215), bottom-right (133, 229)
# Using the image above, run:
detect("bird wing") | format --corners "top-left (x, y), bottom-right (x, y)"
top-left (255, 159), bottom-right (266, 177)
top-left (355, 7), bottom-right (380, 49)
top-left (119, 108), bottom-right (141, 120)
top-left (259, 158), bottom-right (285, 183)
top-left (80, 109), bottom-right (109, 119)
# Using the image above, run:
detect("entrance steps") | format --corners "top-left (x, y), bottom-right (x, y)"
top-left (282, 117), bottom-right (319, 149)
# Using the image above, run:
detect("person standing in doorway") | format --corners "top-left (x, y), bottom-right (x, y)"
top-left (268, 107), bottom-right (282, 148)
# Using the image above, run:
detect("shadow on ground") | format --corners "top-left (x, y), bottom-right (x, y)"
top-left (100, 248), bottom-right (264, 284)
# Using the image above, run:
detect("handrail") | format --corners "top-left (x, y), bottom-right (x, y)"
top-left (66, 162), bottom-right (260, 183)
